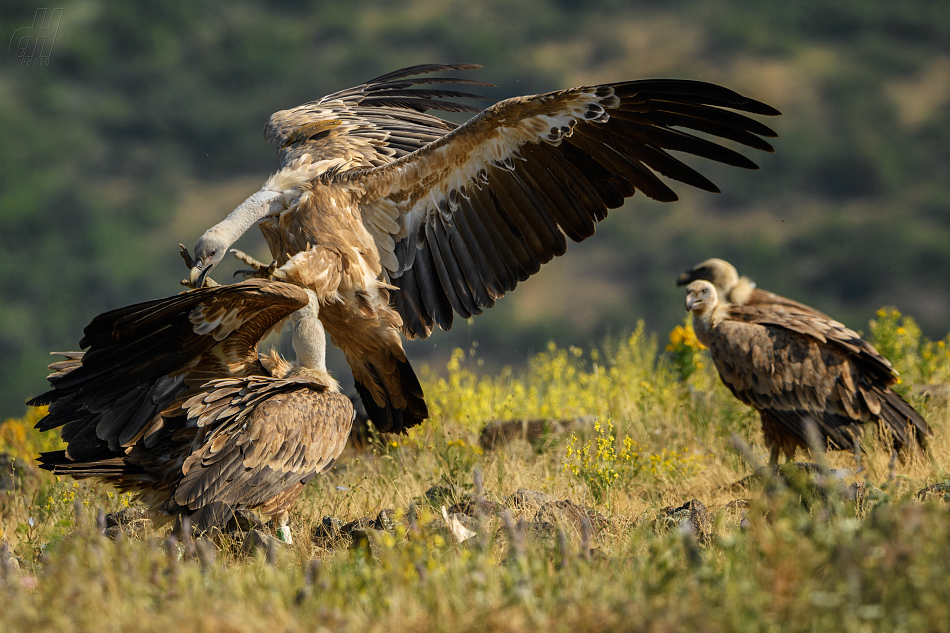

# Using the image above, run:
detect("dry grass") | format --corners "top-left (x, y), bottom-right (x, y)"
top-left (1, 310), bottom-right (949, 632)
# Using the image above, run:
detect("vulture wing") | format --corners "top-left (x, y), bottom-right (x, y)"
top-left (168, 376), bottom-right (353, 529)
top-left (346, 78), bottom-right (780, 338)
top-left (710, 304), bottom-right (930, 454)
top-left (29, 280), bottom-right (310, 460)
top-left (265, 63), bottom-right (495, 169)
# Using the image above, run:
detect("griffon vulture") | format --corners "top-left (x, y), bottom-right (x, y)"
top-left (29, 279), bottom-right (353, 541)
top-left (186, 63), bottom-right (781, 433)
top-left (684, 280), bottom-right (931, 463)
top-left (677, 257), bottom-right (828, 316)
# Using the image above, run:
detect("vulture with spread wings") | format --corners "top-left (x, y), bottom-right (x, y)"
top-left (684, 280), bottom-right (931, 463)
top-left (186, 63), bottom-right (781, 433)
top-left (29, 280), bottom-right (353, 541)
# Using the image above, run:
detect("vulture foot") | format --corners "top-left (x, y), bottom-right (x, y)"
top-left (231, 249), bottom-right (287, 281)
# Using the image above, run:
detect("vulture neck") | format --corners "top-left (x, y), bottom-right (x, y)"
top-left (289, 295), bottom-right (338, 391)
top-left (691, 303), bottom-right (725, 348)
top-left (729, 277), bottom-right (755, 306)
top-left (201, 189), bottom-right (283, 251)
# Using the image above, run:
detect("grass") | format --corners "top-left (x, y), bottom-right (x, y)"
top-left (1, 308), bottom-right (949, 632)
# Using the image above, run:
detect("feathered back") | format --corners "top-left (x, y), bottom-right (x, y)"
top-left (30, 280), bottom-right (310, 458)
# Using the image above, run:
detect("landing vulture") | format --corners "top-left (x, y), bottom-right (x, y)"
top-left (677, 257), bottom-right (829, 316)
top-left (187, 63), bottom-right (781, 433)
top-left (684, 280), bottom-right (931, 463)
top-left (29, 280), bottom-right (353, 541)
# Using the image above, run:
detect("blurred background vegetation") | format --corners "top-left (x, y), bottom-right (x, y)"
top-left (0, 0), bottom-right (948, 418)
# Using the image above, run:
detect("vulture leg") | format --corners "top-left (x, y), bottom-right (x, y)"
top-left (769, 445), bottom-right (780, 466)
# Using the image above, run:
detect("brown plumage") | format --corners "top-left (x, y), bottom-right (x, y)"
top-left (677, 257), bottom-right (829, 317)
top-left (684, 280), bottom-right (931, 463)
top-left (29, 280), bottom-right (353, 538)
top-left (189, 63), bottom-right (781, 434)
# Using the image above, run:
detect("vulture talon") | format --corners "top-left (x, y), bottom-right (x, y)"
top-left (231, 249), bottom-right (282, 280)
top-left (179, 243), bottom-right (196, 270)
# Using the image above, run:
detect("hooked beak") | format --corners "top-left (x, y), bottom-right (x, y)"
top-left (190, 260), bottom-right (213, 288)
top-left (685, 294), bottom-right (699, 312)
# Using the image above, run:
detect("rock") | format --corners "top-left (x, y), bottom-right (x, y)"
top-left (340, 516), bottom-right (378, 536)
top-left (721, 499), bottom-right (751, 526)
top-left (312, 516), bottom-right (344, 547)
top-left (479, 416), bottom-right (597, 451)
top-left (349, 527), bottom-right (388, 560)
top-left (495, 519), bottom-right (559, 550)
top-left (374, 508), bottom-right (396, 532)
top-left (447, 498), bottom-right (506, 517)
top-left (534, 499), bottom-right (608, 533)
top-left (228, 509), bottom-right (266, 532)
top-left (504, 489), bottom-right (557, 510)
top-left (419, 483), bottom-right (462, 508)
top-left (241, 529), bottom-right (285, 557)
top-left (104, 507), bottom-right (151, 537)
top-left (0, 540), bottom-right (19, 576)
top-left (658, 499), bottom-right (712, 543)
top-left (916, 481), bottom-right (950, 502)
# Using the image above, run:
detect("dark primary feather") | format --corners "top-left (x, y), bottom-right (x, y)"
top-left (359, 76), bottom-right (781, 338)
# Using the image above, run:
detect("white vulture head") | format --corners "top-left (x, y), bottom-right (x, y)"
top-left (685, 279), bottom-right (719, 316)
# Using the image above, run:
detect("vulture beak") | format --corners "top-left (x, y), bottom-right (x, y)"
top-left (190, 261), bottom-right (212, 288)
top-left (685, 293), bottom-right (699, 312)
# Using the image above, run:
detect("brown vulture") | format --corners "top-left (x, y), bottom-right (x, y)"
top-left (29, 279), bottom-right (353, 541)
top-left (677, 257), bottom-right (829, 317)
top-left (684, 280), bottom-right (931, 463)
top-left (185, 63), bottom-right (781, 434)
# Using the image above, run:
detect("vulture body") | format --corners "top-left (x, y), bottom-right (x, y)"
top-left (188, 63), bottom-right (781, 433)
top-left (29, 280), bottom-right (353, 540)
top-left (684, 280), bottom-right (931, 463)
top-left (677, 258), bottom-right (828, 317)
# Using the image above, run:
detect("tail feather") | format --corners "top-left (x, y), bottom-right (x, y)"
top-left (879, 388), bottom-right (932, 451)
top-left (354, 355), bottom-right (428, 434)
top-left (37, 451), bottom-right (144, 478)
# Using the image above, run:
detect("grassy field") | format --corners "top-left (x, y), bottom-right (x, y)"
top-left (1, 308), bottom-right (949, 632)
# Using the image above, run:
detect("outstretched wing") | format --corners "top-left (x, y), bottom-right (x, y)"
top-left (30, 280), bottom-right (310, 459)
top-left (345, 79), bottom-right (780, 338)
top-left (172, 376), bottom-right (354, 515)
top-left (265, 63), bottom-right (494, 169)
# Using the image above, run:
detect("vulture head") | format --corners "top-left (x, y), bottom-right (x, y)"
top-left (676, 258), bottom-right (739, 294)
top-left (685, 280), bottom-right (719, 317)
top-left (190, 231), bottom-right (229, 288)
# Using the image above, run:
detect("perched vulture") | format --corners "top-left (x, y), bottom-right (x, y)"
top-left (29, 280), bottom-right (353, 541)
top-left (684, 280), bottom-right (931, 463)
top-left (187, 63), bottom-right (781, 432)
top-left (677, 257), bottom-right (828, 316)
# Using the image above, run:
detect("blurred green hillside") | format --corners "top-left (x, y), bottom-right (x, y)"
top-left (0, 0), bottom-right (948, 417)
